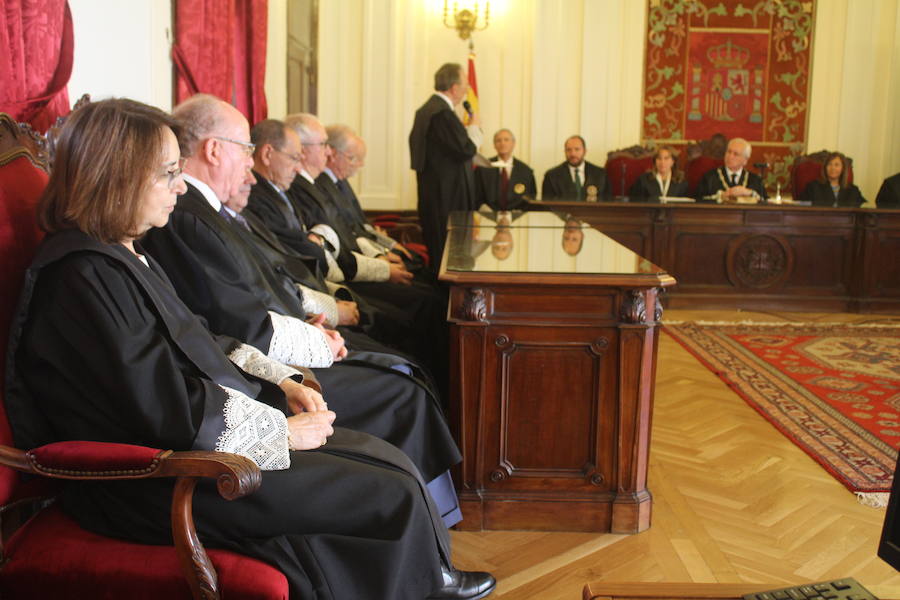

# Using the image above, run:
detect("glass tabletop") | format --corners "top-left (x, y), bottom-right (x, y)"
top-left (444, 210), bottom-right (667, 276)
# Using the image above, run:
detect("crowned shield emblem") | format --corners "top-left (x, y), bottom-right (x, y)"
top-left (586, 185), bottom-right (598, 197)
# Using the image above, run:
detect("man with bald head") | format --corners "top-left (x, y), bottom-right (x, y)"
top-left (142, 94), bottom-right (471, 536)
top-left (541, 135), bottom-right (609, 201)
top-left (695, 137), bottom-right (767, 203)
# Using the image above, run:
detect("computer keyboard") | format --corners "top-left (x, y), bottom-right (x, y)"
top-left (742, 578), bottom-right (878, 600)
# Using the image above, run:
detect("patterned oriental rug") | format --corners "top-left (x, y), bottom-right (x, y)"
top-left (664, 322), bottom-right (899, 506)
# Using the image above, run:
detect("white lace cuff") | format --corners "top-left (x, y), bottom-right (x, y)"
top-left (216, 385), bottom-right (290, 471)
top-left (351, 252), bottom-right (390, 282)
top-left (311, 224), bottom-right (341, 253)
top-left (297, 284), bottom-right (339, 327)
top-left (228, 343), bottom-right (301, 385)
top-left (356, 236), bottom-right (387, 258)
top-left (266, 311), bottom-right (334, 368)
top-left (323, 248), bottom-right (346, 282)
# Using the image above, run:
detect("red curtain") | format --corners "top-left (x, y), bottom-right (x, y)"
top-left (0, 0), bottom-right (74, 132)
top-left (173, 0), bottom-right (268, 125)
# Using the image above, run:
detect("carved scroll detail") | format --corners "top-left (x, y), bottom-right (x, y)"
top-left (461, 288), bottom-right (488, 322)
top-left (620, 289), bottom-right (647, 324)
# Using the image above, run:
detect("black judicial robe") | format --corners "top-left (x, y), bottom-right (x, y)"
top-left (6, 230), bottom-right (450, 600)
top-left (476, 157), bottom-right (537, 211)
top-left (289, 176), bottom-right (449, 384)
top-left (141, 184), bottom-right (461, 482)
top-left (238, 208), bottom-right (421, 351)
top-left (244, 171), bottom-right (329, 273)
top-left (627, 171), bottom-right (690, 202)
top-left (695, 166), bottom-right (768, 202)
top-left (800, 180), bottom-right (865, 207)
top-left (875, 172), bottom-right (900, 208)
top-left (541, 161), bottom-right (609, 201)
top-left (409, 93), bottom-right (477, 264)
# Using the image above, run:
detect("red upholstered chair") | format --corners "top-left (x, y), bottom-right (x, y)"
top-left (605, 145), bottom-right (655, 198)
top-left (685, 155), bottom-right (723, 196)
top-left (790, 150), bottom-right (855, 199)
top-left (0, 115), bottom-right (288, 599)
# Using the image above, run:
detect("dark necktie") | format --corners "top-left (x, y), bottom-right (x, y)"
top-left (730, 173), bottom-right (738, 186)
top-left (499, 168), bottom-right (509, 210)
top-left (233, 211), bottom-right (251, 231)
top-left (574, 169), bottom-right (583, 199)
top-left (217, 205), bottom-right (230, 219)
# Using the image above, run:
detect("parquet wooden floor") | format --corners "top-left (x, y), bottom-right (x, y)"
top-left (450, 310), bottom-right (900, 599)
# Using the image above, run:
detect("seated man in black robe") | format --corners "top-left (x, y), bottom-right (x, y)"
top-left (476, 128), bottom-right (536, 210)
top-left (141, 94), bottom-right (462, 526)
top-left (284, 113), bottom-right (450, 395)
top-left (322, 124), bottom-right (429, 273)
top-left (8, 97), bottom-right (494, 600)
top-left (695, 137), bottom-right (768, 203)
top-left (876, 172), bottom-right (900, 208)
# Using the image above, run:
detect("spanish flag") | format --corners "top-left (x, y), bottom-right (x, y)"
top-left (464, 52), bottom-right (479, 126)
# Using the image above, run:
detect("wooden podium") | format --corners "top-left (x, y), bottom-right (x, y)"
top-left (439, 211), bottom-right (675, 533)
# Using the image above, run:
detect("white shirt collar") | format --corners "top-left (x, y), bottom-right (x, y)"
top-left (183, 173), bottom-right (222, 212)
top-left (569, 163), bottom-right (585, 178)
top-left (299, 169), bottom-right (316, 185)
top-left (436, 92), bottom-right (455, 111)
top-left (222, 204), bottom-right (238, 218)
top-left (323, 167), bottom-right (339, 183)
top-left (726, 167), bottom-right (744, 179)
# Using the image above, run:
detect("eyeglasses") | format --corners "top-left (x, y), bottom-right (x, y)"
top-left (273, 147), bottom-right (302, 163)
top-left (214, 136), bottom-right (256, 156)
top-left (302, 141), bottom-right (328, 149)
top-left (160, 157), bottom-right (187, 190)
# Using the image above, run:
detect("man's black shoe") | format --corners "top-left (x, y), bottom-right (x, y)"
top-left (427, 566), bottom-right (496, 599)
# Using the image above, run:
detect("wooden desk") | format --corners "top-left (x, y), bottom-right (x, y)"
top-left (530, 201), bottom-right (900, 313)
top-left (439, 211), bottom-right (675, 533)
top-left (582, 581), bottom-right (896, 600)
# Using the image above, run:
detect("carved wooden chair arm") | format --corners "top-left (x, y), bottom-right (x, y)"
top-left (0, 440), bottom-right (261, 600)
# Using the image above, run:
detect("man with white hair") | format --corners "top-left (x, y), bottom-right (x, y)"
top-left (695, 137), bottom-right (768, 202)
top-left (139, 93), bottom-right (494, 599)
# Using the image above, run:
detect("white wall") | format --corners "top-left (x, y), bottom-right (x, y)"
top-left (317, 0), bottom-right (900, 208)
top-left (62, 0), bottom-right (900, 207)
top-left (67, 0), bottom-right (172, 110)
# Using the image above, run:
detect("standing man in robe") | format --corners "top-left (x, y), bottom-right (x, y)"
top-left (409, 62), bottom-right (483, 265)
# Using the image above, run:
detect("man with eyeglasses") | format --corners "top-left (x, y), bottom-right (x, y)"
top-left (281, 113), bottom-right (450, 399)
top-left (143, 91), bottom-right (473, 530)
top-left (320, 124), bottom-right (425, 273)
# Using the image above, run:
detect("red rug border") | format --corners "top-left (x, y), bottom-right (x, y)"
top-left (662, 323), bottom-right (895, 494)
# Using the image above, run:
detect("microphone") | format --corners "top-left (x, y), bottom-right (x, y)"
top-left (462, 100), bottom-right (473, 119)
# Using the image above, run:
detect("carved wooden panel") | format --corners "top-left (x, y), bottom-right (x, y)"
top-left (479, 325), bottom-right (617, 494)
top-left (725, 233), bottom-right (792, 289)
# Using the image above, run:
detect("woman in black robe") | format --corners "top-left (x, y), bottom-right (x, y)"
top-left (627, 146), bottom-right (689, 202)
top-left (799, 152), bottom-right (866, 207)
top-left (5, 99), bottom-right (494, 600)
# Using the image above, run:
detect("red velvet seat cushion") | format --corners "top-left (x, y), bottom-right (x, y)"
top-left (1, 505), bottom-right (288, 599)
top-left (686, 156), bottom-right (723, 195)
top-left (606, 155), bottom-right (653, 197)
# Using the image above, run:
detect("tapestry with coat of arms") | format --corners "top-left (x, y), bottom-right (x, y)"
top-left (641, 0), bottom-right (815, 194)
